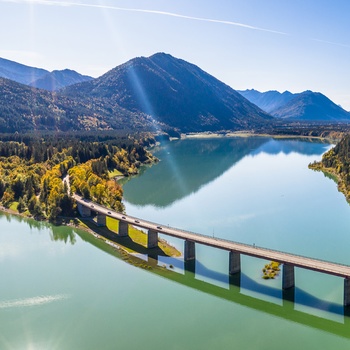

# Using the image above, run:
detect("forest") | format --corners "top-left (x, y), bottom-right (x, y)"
top-left (0, 131), bottom-right (157, 220)
top-left (309, 133), bottom-right (350, 201)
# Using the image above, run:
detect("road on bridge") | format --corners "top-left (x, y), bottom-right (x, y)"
top-left (73, 194), bottom-right (350, 279)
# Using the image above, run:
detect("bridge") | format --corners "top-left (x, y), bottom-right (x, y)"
top-left (74, 194), bottom-right (350, 306)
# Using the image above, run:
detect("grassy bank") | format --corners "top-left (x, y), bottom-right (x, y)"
top-left (77, 216), bottom-right (181, 258)
top-left (0, 202), bottom-right (181, 266)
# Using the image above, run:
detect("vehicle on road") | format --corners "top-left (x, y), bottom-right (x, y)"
top-left (157, 226), bottom-right (162, 230)
top-left (107, 211), bottom-right (111, 214)
top-left (135, 220), bottom-right (140, 223)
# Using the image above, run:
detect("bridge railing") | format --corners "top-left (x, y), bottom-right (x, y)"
top-left (74, 194), bottom-right (350, 269)
top-left (161, 223), bottom-right (350, 268)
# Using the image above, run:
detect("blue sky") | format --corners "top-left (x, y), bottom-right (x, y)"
top-left (1, 0), bottom-right (350, 110)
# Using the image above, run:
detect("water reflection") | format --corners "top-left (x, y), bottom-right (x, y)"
top-left (123, 137), bottom-right (330, 208)
top-left (75, 229), bottom-right (350, 340)
top-left (156, 255), bottom-right (344, 317)
top-left (3, 207), bottom-right (349, 341)
top-left (50, 226), bottom-right (77, 245)
top-left (0, 211), bottom-right (49, 230)
top-left (252, 138), bottom-right (331, 156)
top-left (0, 212), bottom-right (77, 245)
top-left (123, 137), bottom-right (268, 207)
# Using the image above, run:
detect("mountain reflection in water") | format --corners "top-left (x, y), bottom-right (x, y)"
top-left (122, 137), bottom-right (330, 207)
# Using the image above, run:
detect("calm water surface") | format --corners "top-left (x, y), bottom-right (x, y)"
top-left (2, 137), bottom-right (350, 349)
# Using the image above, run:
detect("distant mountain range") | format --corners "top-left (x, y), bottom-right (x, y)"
top-left (0, 57), bottom-right (93, 90)
top-left (272, 91), bottom-right (350, 121)
top-left (29, 69), bottom-right (93, 91)
top-left (0, 53), bottom-right (349, 134)
top-left (238, 89), bottom-right (294, 113)
top-left (238, 89), bottom-right (350, 121)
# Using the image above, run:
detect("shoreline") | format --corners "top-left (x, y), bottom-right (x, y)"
top-left (309, 163), bottom-right (350, 203)
top-left (0, 132), bottom-right (339, 265)
top-left (0, 206), bottom-right (181, 261)
top-left (180, 131), bottom-right (339, 142)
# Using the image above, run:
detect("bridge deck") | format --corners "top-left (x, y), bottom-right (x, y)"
top-left (74, 195), bottom-right (350, 279)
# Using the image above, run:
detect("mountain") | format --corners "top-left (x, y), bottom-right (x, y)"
top-left (0, 77), bottom-right (150, 133)
top-left (2, 54), bottom-right (350, 130)
top-left (0, 57), bottom-right (93, 91)
top-left (238, 89), bottom-right (294, 113)
top-left (63, 53), bottom-right (273, 132)
top-left (0, 57), bottom-right (48, 85)
top-left (238, 88), bottom-right (350, 121)
top-left (272, 91), bottom-right (350, 121)
top-left (29, 69), bottom-right (93, 91)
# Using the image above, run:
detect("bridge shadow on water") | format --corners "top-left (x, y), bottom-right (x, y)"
top-left (152, 256), bottom-right (350, 340)
top-left (76, 228), bottom-right (350, 340)
top-left (81, 219), bottom-right (170, 257)
top-left (156, 255), bottom-right (345, 315)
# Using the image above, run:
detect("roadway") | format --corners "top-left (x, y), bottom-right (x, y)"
top-left (73, 194), bottom-right (350, 279)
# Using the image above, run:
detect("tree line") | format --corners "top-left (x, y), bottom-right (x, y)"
top-left (0, 132), bottom-right (157, 221)
top-left (309, 134), bottom-right (350, 200)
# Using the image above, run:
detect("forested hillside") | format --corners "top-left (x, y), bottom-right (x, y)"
top-left (0, 77), bottom-right (153, 133)
top-left (0, 133), bottom-right (156, 220)
top-left (309, 134), bottom-right (350, 201)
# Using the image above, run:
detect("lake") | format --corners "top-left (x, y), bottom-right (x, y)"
top-left (2, 136), bottom-right (350, 349)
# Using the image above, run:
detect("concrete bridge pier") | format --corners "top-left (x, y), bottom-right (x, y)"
top-left (184, 259), bottom-right (196, 276)
top-left (344, 278), bottom-right (350, 306)
top-left (282, 287), bottom-right (295, 309)
top-left (96, 213), bottom-right (106, 227)
top-left (229, 251), bottom-right (241, 275)
top-left (282, 264), bottom-right (295, 290)
top-left (147, 252), bottom-right (159, 265)
top-left (229, 272), bottom-right (241, 293)
top-left (184, 240), bottom-right (195, 261)
top-left (77, 203), bottom-right (91, 217)
top-left (147, 229), bottom-right (158, 248)
top-left (118, 220), bottom-right (129, 237)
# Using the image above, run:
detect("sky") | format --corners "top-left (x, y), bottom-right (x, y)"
top-left (1, 0), bottom-right (350, 110)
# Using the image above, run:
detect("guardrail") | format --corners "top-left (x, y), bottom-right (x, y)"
top-left (163, 224), bottom-right (350, 268)
top-left (74, 194), bottom-right (350, 269)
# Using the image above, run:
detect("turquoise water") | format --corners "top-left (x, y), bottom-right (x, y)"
top-left (124, 137), bottom-right (350, 261)
top-left (2, 137), bottom-right (350, 349)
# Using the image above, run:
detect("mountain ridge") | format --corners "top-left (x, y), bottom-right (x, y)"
top-left (29, 69), bottom-right (93, 90)
top-left (273, 90), bottom-right (350, 121)
top-left (1, 53), bottom-right (350, 134)
top-left (0, 57), bottom-right (48, 85)
top-left (0, 57), bottom-right (93, 90)
top-left (239, 88), bottom-right (350, 121)
top-left (62, 52), bottom-right (273, 132)
top-left (238, 89), bottom-right (295, 113)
